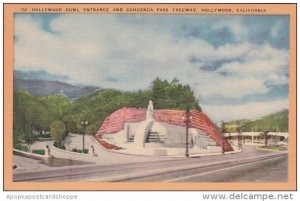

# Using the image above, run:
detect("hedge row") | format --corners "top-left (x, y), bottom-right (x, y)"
top-left (53, 142), bottom-right (66, 150)
top-left (32, 149), bottom-right (45, 155)
top-left (14, 144), bottom-right (28, 152)
top-left (72, 148), bottom-right (89, 154)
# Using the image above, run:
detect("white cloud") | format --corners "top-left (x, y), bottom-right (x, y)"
top-left (200, 43), bottom-right (288, 76)
top-left (202, 99), bottom-right (288, 122)
top-left (14, 14), bottom-right (289, 121)
top-left (212, 17), bottom-right (247, 42)
top-left (266, 73), bottom-right (289, 86)
top-left (193, 76), bottom-right (268, 98)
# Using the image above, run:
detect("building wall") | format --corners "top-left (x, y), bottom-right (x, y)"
top-left (151, 122), bottom-right (193, 148)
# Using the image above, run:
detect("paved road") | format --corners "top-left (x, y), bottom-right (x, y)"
top-left (120, 153), bottom-right (287, 182)
top-left (14, 144), bottom-right (287, 182)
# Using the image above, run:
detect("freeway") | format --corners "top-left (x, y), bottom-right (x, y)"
top-left (119, 153), bottom-right (287, 182)
top-left (14, 145), bottom-right (287, 182)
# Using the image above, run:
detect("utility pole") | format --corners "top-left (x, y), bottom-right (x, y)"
top-left (81, 120), bottom-right (88, 151)
top-left (182, 109), bottom-right (192, 158)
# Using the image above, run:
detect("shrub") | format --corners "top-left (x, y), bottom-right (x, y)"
top-left (40, 133), bottom-right (51, 138)
top-left (14, 144), bottom-right (28, 152)
top-left (53, 141), bottom-right (59, 148)
top-left (50, 120), bottom-right (66, 146)
top-left (53, 142), bottom-right (66, 150)
top-left (32, 149), bottom-right (45, 155)
top-left (71, 148), bottom-right (89, 154)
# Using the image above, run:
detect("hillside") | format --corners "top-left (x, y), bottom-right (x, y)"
top-left (14, 70), bottom-right (101, 99)
top-left (223, 109), bottom-right (288, 132)
top-left (13, 77), bottom-right (201, 144)
top-left (14, 69), bottom-right (71, 82)
top-left (65, 78), bottom-right (201, 134)
top-left (14, 78), bottom-right (100, 99)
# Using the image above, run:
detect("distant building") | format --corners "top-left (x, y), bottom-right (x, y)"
top-left (95, 101), bottom-right (233, 155)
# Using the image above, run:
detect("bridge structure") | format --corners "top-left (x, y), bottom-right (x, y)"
top-left (223, 132), bottom-right (288, 145)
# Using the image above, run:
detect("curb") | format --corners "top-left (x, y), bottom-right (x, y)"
top-left (13, 149), bottom-right (49, 159)
top-left (255, 146), bottom-right (288, 153)
top-left (51, 145), bottom-right (95, 157)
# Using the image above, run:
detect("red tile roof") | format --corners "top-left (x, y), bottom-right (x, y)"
top-left (95, 107), bottom-right (233, 152)
top-left (96, 107), bottom-right (146, 135)
top-left (153, 110), bottom-right (233, 152)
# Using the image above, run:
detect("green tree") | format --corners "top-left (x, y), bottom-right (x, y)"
top-left (260, 131), bottom-right (270, 147)
top-left (50, 120), bottom-right (66, 146)
top-left (14, 77), bottom-right (202, 138)
top-left (13, 90), bottom-right (43, 148)
top-left (26, 104), bottom-right (49, 135)
top-left (150, 77), bottom-right (201, 110)
top-left (23, 131), bottom-right (37, 151)
top-left (13, 90), bottom-right (51, 144)
top-left (151, 77), bottom-right (169, 109)
top-left (221, 121), bottom-right (227, 133)
top-left (42, 95), bottom-right (70, 121)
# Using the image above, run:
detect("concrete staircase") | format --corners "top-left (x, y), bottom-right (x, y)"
top-left (128, 136), bottom-right (134, 142)
top-left (146, 131), bottom-right (166, 143)
top-left (199, 136), bottom-right (217, 148)
top-left (133, 120), bottom-right (154, 148)
top-left (194, 133), bottom-right (222, 151)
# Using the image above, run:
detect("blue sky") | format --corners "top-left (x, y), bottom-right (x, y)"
top-left (14, 14), bottom-right (290, 122)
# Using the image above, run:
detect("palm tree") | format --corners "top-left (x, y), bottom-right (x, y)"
top-left (260, 131), bottom-right (270, 147)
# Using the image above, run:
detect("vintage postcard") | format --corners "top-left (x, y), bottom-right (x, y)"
top-left (3, 3), bottom-right (296, 190)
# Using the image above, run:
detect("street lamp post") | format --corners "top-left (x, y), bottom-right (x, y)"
top-left (182, 109), bottom-right (192, 158)
top-left (238, 129), bottom-right (243, 150)
top-left (273, 125), bottom-right (279, 147)
top-left (222, 133), bottom-right (225, 154)
top-left (81, 120), bottom-right (88, 151)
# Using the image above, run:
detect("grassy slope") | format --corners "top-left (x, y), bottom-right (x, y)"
top-left (225, 109), bottom-right (288, 132)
